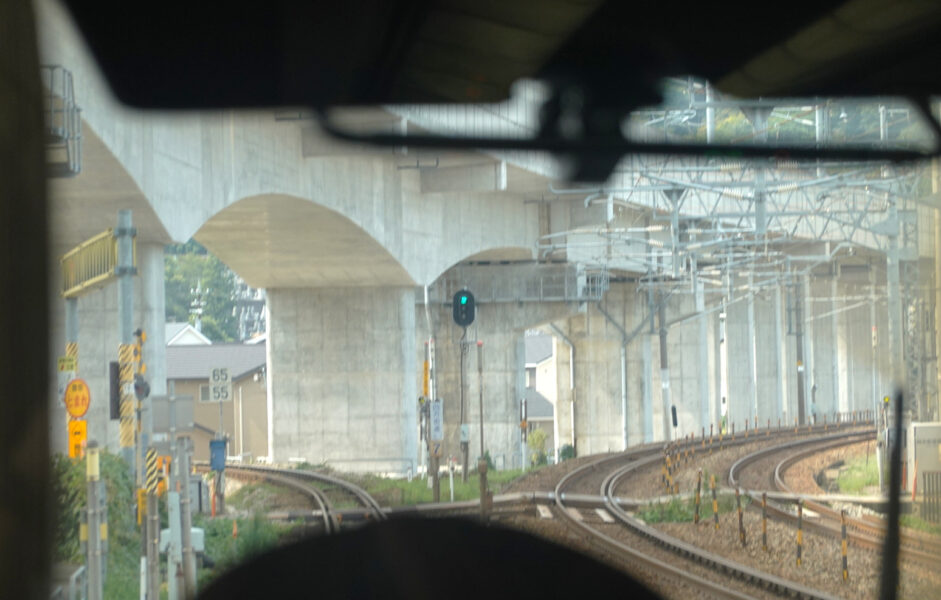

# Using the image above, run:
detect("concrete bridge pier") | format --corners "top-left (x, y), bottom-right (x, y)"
top-left (266, 286), bottom-right (417, 473)
top-left (549, 283), bottom-right (716, 453)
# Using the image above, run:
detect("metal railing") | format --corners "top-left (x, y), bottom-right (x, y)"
top-left (431, 263), bottom-right (609, 304)
top-left (61, 228), bottom-right (135, 299)
top-left (40, 65), bottom-right (82, 176)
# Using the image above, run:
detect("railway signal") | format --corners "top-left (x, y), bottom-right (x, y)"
top-left (452, 289), bottom-right (475, 327)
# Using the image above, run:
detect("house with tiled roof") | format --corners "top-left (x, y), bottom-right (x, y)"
top-left (167, 341), bottom-right (268, 462)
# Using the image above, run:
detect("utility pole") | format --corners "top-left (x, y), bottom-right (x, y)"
top-left (459, 331), bottom-right (469, 483)
top-left (426, 339), bottom-right (442, 503)
top-left (477, 341), bottom-right (490, 518)
top-left (452, 289), bottom-right (475, 482)
top-left (116, 210), bottom-right (137, 472)
top-left (428, 399), bottom-right (441, 503)
top-left (133, 328), bottom-right (151, 599)
top-left (659, 294), bottom-right (672, 441)
top-left (178, 438), bottom-right (197, 597)
top-left (791, 278), bottom-right (807, 425)
top-left (85, 442), bottom-right (103, 600)
top-left (145, 449), bottom-right (159, 600)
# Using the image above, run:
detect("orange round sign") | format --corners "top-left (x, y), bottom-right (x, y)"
top-left (64, 378), bottom-right (91, 419)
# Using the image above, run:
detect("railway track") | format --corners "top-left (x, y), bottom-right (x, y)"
top-left (199, 420), bottom-right (877, 598)
top-left (553, 440), bottom-right (842, 599)
top-left (199, 463), bottom-right (387, 532)
top-left (728, 435), bottom-right (941, 567)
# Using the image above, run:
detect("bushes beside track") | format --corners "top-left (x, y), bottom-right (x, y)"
top-left (638, 493), bottom-right (748, 524)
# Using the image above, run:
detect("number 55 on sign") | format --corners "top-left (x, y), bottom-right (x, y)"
top-left (210, 367), bottom-right (232, 402)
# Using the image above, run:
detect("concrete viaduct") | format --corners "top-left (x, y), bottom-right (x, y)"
top-left (40, 0), bottom-right (897, 473)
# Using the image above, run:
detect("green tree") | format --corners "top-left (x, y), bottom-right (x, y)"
top-left (165, 240), bottom-right (239, 342)
top-left (528, 428), bottom-right (548, 466)
top-left (527, 428), bottom-right (547, 455)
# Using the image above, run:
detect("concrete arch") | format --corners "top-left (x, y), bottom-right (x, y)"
top-left (194, 193), bottom-right (415, 289)
top-left (426, 245), bottom-right (535, 286)
top-left (50, 121), bottom-right (171, 250)
top-left (463, 247), bottom-right (535, 264)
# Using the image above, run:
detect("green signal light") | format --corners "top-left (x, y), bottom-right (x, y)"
top-left (461, 296), bottom-right (468, 305)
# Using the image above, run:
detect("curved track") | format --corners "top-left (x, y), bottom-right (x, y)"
top-left (205, 463), bottom-right (387, 532)
top-left (729, 435), bottom-right (940, 567)
top-left (554, 436), bottom-right (842, 599)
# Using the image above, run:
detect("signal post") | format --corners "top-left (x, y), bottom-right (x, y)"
top-left (61, 211), bottom-right (151, 596)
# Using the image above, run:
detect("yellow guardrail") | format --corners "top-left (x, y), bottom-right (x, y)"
top-left (61, 228), bottom-right (135, 298)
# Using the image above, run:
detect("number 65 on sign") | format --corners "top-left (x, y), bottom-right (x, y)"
top-left (209, 367), bottom-right (232, 402)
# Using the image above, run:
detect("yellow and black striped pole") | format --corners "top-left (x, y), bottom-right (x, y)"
top-left (841, 509), bottom-right (848, 581)
top-left (146, 448), bottom-right (158, 494)
top-left (796, 499), bottom-right (803, 566)
top-left (694, 469), bottom-right (702, 524)
top-left (144, 447), bottom-right (160, 599)
top-left (736, 487), bottom-right (746, 546)
top-left (118, 343), bottom-right (135, 449)
top-left (761, 492), bottom-right (768, 551)
top-left (711, 474), bottom-right (719, 530)
top-left (66, 341), bottom-right (79, 372)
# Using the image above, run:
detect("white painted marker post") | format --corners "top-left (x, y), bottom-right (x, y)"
top-left (449, 456), bottom-right (455, 503)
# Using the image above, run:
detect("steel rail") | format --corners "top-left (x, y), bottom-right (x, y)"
top-left (223, 466), bottom-right (339, 534)
top-left (227, 464), bottom-right (387, 522)
top-left (550, 423), bottom-right (874, 599)
top-left (602, 450), bottom-right (840, 599)
top-left (767, 438), bottom-right (941, 565)
top-left (553, 450), bottom-right (760, 600)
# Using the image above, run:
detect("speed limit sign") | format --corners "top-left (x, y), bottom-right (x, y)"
top-left (209, 367), bottom-right (232, 402)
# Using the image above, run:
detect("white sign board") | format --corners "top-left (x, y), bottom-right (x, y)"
top-left (460, 424), bottom-right (470, 443)
top-left (209, 367), bottom-right (232, 402)
top-left (430, 401), bottom-right (444, 441)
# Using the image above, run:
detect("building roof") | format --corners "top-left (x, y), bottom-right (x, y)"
top-left (167, 343), bottom-right (266, 381)
top-left (166, 322), bottom-right (212, 346)
top-left (525, 334), bottom-right (553, 365)
top-left (524, 388), bottom-right (553, 419)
